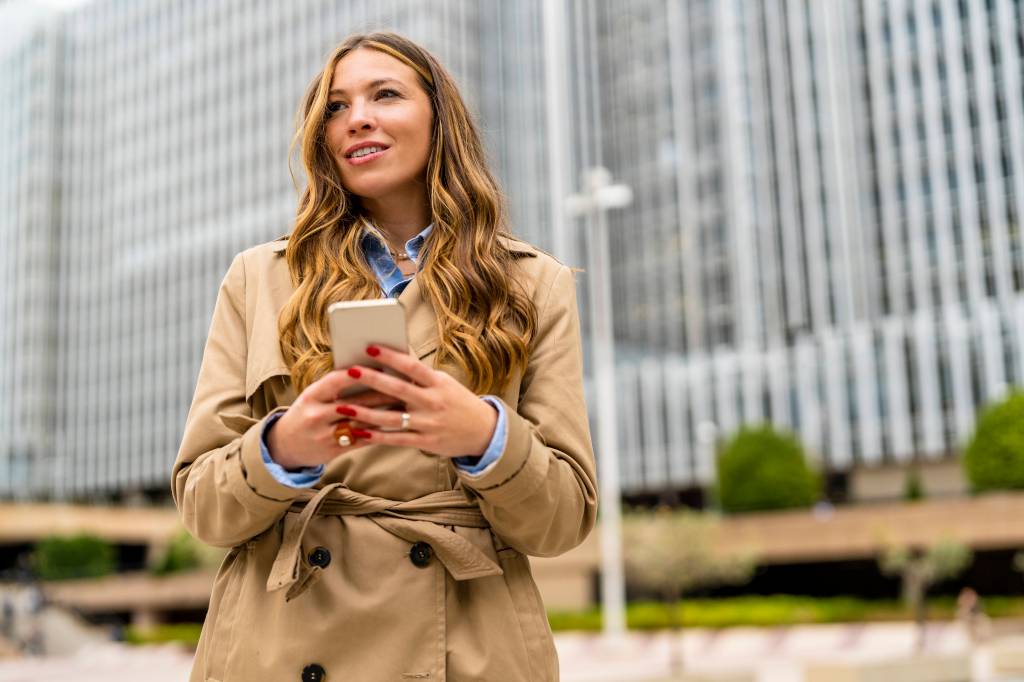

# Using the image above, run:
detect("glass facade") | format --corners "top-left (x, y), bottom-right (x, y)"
top-left (584, 0), bottom-right (1024, 491)
top-left (3, 0), bottom-right (1024, 500)
top-left (0, 5), bottom-right (61, 500)
top-left (1, 0), bottom-right (553, 500)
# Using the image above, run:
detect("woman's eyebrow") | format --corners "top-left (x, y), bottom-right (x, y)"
top-left (329, 78), bottom-right (404, 96)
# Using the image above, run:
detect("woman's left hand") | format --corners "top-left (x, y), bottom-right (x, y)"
top-left (338, 344), bottom-right (498, 458)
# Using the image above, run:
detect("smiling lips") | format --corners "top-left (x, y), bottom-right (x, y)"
top-left (347, 149), bottom-right (387, 165)
top-left (345, 142), bottom-right (390, 166)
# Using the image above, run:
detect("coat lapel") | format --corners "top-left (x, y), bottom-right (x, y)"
top-left (244, 240), bottom-right (293, 400)
top-left (397, 270), bottom-right (440, 361)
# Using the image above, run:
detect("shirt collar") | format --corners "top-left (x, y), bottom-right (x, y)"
top-left (361, 222), bottom-right (433, 298)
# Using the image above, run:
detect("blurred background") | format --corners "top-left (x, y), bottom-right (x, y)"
top-left (3, 0), bottom-right (1024, 680)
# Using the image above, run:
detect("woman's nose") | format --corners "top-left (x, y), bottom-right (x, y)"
top-left (347, 100), bottom-right (374, 133)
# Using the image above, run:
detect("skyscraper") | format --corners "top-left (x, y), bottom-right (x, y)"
top-left (1, 0), bottom-right (556, 500)
top-left (3, 0), bottom-right (1023, 502)
top-left (0, 3), bottom-right (62, 500)
top-left (579, 0), bottom-right (1024, 493)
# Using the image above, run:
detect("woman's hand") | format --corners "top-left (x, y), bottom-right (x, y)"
top-left (265, 369), bottom-right (400, 470)
top-left (338, 345), bottom-right (499, 458)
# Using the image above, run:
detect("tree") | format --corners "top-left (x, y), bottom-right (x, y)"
top-left (149, 529), bottom-right (228, 576)
top-left (623, 509), bottom-right (755, 675)
top-left (904, 466), bottom-right (925, 501)
top-left (963, 391), bottom-right (1024, 492)
top-left (715, 424), bottom-right (820, 513)
top-left (878, 539), bottom-right (972, 651)
top-left (149, 530), bottom-right (202, 576)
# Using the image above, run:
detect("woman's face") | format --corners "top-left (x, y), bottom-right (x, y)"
top-left (324, 48), bottom-right (434, 204)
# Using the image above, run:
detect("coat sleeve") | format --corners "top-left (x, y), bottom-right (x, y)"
top-left (171, 252), bottom-right (300, 548)
top-left (454, 264), bottom-right (598, 557)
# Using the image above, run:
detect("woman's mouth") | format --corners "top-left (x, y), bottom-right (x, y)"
top-left (346, 146), bottom-right (389, 166)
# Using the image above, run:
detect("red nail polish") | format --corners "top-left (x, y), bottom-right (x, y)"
top-left (336, 405), bottom-right (357, 417)
top-left (352, 429), bottom-right (372, 439)
top-left (366, 345), bottom-right (380, 357)
top-left (347, 367), bottom-right (361, 379)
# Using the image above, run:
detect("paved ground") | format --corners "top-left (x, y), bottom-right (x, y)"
top-left (0, 622), bottom-right (1023, 681)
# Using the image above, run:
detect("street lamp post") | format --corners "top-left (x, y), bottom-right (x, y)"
top-left (566, 167), bottom-right (633, 638)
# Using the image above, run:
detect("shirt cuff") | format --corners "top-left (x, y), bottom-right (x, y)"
top-left (452, 395), bottom-right (507, 476)
top-left (260, 411), bottom-right (325, 488)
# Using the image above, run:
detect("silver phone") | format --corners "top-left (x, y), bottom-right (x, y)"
top-left (327, 299), bottom-right (410, 398)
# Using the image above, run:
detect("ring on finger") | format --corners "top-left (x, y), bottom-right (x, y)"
top-left (333, 421), bottom-right (354, 446)
top-left (400, 412), bottom-right (411, 431)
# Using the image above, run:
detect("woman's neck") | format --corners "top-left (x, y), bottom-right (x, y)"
top-left (361, 192), bottom-right (430, 247)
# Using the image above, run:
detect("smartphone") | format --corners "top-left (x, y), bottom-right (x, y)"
top-left (328, 299), bottom-right (410, 398)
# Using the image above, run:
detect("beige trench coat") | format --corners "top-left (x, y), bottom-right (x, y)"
top-left (171, 235), bottom-right (597, 682)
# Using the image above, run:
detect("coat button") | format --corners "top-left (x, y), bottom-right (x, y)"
top-left (307, 546), bottom-right (331, 569)
top-left (301, 663), bottom-right (326, 682)
top-left (409, 542), bottom-right (432, 568)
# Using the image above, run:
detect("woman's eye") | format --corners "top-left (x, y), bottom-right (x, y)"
top-left (376, 89), bottom-right (399, 100)
top-left (325, 101), bottom-right (346, 115)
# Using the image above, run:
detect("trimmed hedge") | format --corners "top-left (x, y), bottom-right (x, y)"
top-left (715, 425), bottom-right (820, 513)
top-left (129, 596), bottom-right (1024, 643)
top-left (963, 391), bottom-right (1024, 492)
top-left (125, 623), bottom-right (203, 648)
top-left (33, 534), bottom-right (115, 581)
top-left (545, 595), bottom-right (1024, 632)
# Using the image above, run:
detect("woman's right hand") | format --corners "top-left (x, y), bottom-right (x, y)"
top-left (265, 368), bottom-right (401, 469)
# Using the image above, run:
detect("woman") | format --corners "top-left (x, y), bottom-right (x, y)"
top-left (172, 31), bottom-right (596, 682)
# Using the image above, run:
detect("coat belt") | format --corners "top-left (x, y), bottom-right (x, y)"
top-left (266, 482), bottom-right (504, 601)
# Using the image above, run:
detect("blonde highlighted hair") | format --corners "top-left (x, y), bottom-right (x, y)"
top-left (280, 31), bottom-right (537, 395)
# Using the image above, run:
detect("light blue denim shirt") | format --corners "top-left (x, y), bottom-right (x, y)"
top-left (260, 223), bottom-right (508, 486)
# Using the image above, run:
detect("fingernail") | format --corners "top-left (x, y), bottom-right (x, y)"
top-left (336, 405), bottom-right (358, 417)
top-left (352, 428), bottom-right (372, 439)
top-left (366, 345), bottom-right (380, 357)
top-left (347, 367), bottom-right (362, 379)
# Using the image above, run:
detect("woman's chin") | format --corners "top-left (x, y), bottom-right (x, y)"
top-left (342, 181), bottom-right (420, 206)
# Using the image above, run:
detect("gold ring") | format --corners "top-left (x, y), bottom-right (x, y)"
top-left (338, 434), bottom-right (351, 447)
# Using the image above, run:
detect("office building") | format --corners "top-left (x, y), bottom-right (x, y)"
top-left (578, 0), bottom-right (1024, 494)
top-left (3, 0), bottom-right (1023, 501)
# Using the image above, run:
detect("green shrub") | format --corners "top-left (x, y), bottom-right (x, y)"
top-left (963, 391), bottom-right (1024, 492)
top-left (32, 534), bottom-right (115, 581)
top-left (124, 623), bottom-right (203, 648)
top-left (150, 530), bottom-right (202, 576)
top-left (715, 425), bottom-right (820, 513)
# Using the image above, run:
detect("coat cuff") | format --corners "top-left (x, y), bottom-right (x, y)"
top-left (452, 395), bottom-right (507, 475)
top-left (234, 406), bottom-right (306, 505)
top-left (454, 396), bottom-right (550, 508)
top-left (260, 411), bottom-right (326, 487)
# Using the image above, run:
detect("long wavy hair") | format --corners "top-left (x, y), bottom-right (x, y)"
top-left (279, 32), bottom-right (537, 395)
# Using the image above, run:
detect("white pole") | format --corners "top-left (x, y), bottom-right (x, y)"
top-left (542, 0), bottom-right (573, 264)
top-left (588, 199), bottom-right (627, 637)
top-left (569, 167), bottom-right (632, 638)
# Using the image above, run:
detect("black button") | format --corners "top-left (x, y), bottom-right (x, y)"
top-left (307, 546), bottom-right (331, 569)
top-left (409, 542), bottom-right (432, 568)
top-left (301, 663), bottom-right (326, 682)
